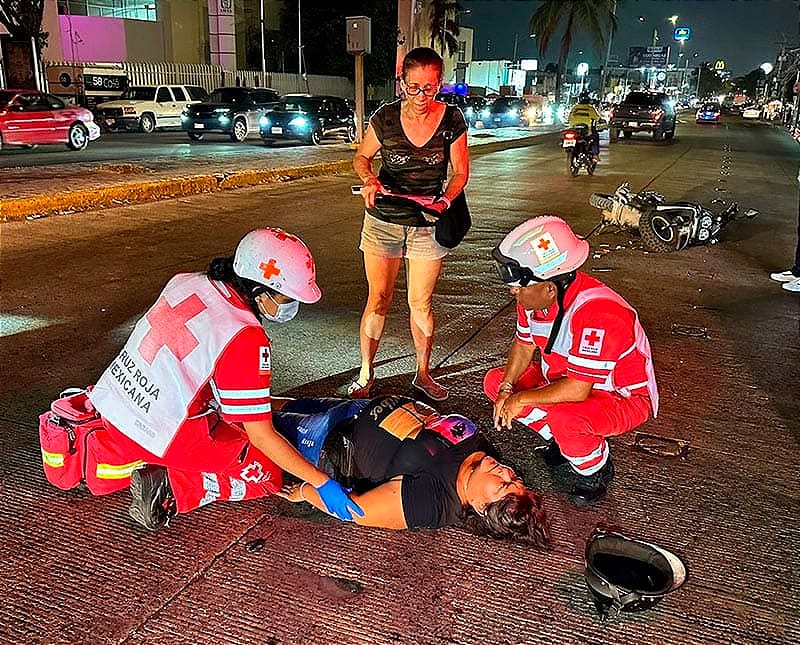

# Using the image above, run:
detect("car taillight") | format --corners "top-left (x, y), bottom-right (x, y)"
top-left (564, 131), bottom-right (577, 140)
top-left (651, 107), bottom-right (664, 119)
top-left (608, 106), bottom-right (616, 118)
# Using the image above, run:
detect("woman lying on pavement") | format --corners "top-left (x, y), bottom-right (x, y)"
top-left (273, 394), bottom-right (552, 548)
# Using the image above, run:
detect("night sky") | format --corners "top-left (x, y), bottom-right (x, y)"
top-left (459, 0), bottom-right (799, 76)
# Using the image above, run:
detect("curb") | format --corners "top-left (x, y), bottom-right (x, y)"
top-left (0, 130), bottom-right (557, 223)
top-left (0, 160), bottom-right (353, 222)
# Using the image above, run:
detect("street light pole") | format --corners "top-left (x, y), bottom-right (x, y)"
top-left (297, 0), bottom-right (302, 77)
top-left (695, 63), bottom-right (702, 97)
top-left (601, 0), bottom-right (617, 99)
top-left (260, 0), bottom-right (266, 79)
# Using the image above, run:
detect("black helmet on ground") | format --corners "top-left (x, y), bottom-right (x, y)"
top-left (584, 527), bottom-right (688, 621)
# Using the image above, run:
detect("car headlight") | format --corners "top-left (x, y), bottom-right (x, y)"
top-left (260, 116), bottom-right (270, 128)
top-left (218, 115), bottom-right (230, 124)
top-left (214, 108), bottom-right (230, 114)
top-left (507, 108), bottom-right (519, 117)
top-left (289, 116), bottom-right (308, 128)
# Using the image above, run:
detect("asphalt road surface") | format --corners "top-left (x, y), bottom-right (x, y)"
top-left (1, 115), bottom-right (798, 645)
top-left (0, 124), bottom-right (543, 170)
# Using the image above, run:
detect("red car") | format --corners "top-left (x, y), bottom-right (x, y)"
top-left (0, 89), bottom-right (101, 152)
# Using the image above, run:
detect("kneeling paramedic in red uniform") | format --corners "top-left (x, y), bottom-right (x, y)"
top-left (67, 228), bottom-right (362, 530)
top-left (483, 216), bottom-right (659, 506)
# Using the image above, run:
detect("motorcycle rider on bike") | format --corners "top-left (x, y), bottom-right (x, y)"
top-left (568, 93), bottom-right (603, 162)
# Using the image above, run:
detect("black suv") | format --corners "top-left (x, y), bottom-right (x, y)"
top-left (609, 91), bottom-right (676, 142)
top-left (259, 94), bottom-right (356, 146)
top-left (182, 87), bottom-right (280, 142)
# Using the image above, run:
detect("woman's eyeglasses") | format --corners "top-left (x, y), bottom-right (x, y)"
top-left (403, 83), bottom-right (439, 97)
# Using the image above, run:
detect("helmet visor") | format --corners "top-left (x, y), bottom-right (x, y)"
top-left (492, 246), bottom-right (541, 286)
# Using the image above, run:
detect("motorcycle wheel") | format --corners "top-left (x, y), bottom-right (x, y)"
top-left (565, 151), bottom-right (572, 174)
top-left (589, 193), bottom-right (615, 211)
top-left (640, 210), bottom-right (678, 253)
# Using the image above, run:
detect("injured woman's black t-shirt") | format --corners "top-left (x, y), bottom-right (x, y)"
top-left (352, 395), bottom-right (497, 530)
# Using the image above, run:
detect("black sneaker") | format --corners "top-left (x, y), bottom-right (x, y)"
top-left (533, 440), bottom-right (568, 468)
top-left (129, 464), bottom-right (176, 531)
top-left (568, 459), bottom-right (615, 507)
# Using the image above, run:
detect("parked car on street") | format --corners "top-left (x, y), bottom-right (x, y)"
top-left (435, 91), bottom-right (467, 110)
top-left (0, 89), bottom-right (100, 152)
top-left (609, 91), bottom-right (676, 141)
top-left (463, 96), bottom-right (487, 127)
top-left (259, 94), bottom-right (356, 146)
top-left (741, 106), bottom-right (761, 120)
top-left (481, 96), bottom-right (529, 128)
top-left (96, 84), bottom-right (208, 133)
top-left (695, 102), bottom-right (721, 124)
top-left (181, 87), bottom-right (280, 142)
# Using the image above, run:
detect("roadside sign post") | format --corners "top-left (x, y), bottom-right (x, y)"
top-left (346, 16), bottom-right (371, 145)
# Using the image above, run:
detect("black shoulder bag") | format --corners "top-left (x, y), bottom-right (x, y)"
top-left (433, 124), bottom-right (471, 249)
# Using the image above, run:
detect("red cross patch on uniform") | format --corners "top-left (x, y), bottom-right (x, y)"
top-left (259, 346), bottom-right (271, 371)
top-left (579, 328), bottom-right (605, 356)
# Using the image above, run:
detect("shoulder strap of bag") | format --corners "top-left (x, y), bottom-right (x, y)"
top-left (440, 106), bottom-right (455, 186)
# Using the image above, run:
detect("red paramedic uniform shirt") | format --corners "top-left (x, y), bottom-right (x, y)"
top-left (515, 272), bottom-right (648, 393)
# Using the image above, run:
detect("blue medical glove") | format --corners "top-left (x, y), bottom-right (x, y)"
top-left (316, 479), bottom-right (364, 522)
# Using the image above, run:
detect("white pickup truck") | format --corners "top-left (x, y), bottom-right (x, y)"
top-left (96, 85), bottom-right (208, 133)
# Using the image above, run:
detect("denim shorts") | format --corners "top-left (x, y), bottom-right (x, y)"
top-left (359, 212), bottom-right (448, 260)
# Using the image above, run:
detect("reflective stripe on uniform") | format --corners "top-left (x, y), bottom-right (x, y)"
top-left (566, 440), bottom-right (609, 475)
top-left (214, 386), bottom-right (270, 399)
top-left (567, 355), bottom-right (616, 370)
top-left (96, 460), bottom-right (144, 480)
top-left (218, 401), bottom-right (271, 415)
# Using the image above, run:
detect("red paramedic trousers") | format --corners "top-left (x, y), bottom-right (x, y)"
top-left (483, 364), bottom-right (651, 474)
top-left (91, 418), bottom-right (282, 513)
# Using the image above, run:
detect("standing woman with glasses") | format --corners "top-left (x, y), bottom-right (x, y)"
top-left (340, 47), bottom-right (470, 401)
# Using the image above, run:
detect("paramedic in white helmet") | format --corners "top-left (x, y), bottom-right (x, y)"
top-left (87, 228), bottom-right (363, 530)
top-left (483, 216), bottom-right (659, 506)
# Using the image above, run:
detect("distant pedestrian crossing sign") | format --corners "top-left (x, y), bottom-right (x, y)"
top-left (674, 27), bottom-right (691, 41)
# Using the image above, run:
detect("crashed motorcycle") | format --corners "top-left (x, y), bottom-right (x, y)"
top-left (589, 182), bottom-right (758, 253)
top-left (562, 123), bottom-right (599, 177)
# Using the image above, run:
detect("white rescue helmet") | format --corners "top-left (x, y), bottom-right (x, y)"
top-left (233, 228), bottom-right (321, 303)
top-left (493, 216), bottom-right (589, 285)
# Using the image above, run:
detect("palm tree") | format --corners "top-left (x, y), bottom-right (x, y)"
top-left (530, 0), bottom-right (618, 102)
top-left (0, 0), bottom-right (47, 48)
top-left (428, 0), bottom-right (463, 57)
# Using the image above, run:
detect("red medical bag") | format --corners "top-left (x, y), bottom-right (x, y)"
top-left (39, 388), bottom-right (104, 491)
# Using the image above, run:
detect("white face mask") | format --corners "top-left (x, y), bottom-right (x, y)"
top-left (258, 292), bottom-right (299, 324)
